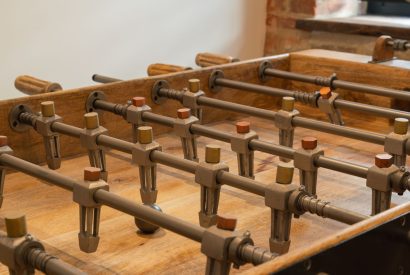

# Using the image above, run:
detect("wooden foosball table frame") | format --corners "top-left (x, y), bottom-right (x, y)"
top-left (0, 49), bottom-right (409, 274)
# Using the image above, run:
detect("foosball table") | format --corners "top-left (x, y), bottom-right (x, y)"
top-left (0, 46), bottom-right (409, 274)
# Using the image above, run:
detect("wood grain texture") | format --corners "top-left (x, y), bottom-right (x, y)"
top-left (0, 115), bottom-right (408, 274)
top-left (1, 50), bottom-right (410, 274)
top-left (0, 54), bottom-right (288, 165)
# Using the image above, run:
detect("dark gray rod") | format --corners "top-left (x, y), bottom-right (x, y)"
top-left (92, 74), bottom-right (121, 84)
top-left (300, 196), bottom-right (368, 225)
top-left (190, 124), bottom-right (232, 143)
top-left (150, 150), bottom-right (198, 174)
top-left (94, 100), bottom-right (126, 116)
top-left (97, 134), bottom-right (133, 154)
top-left (249, 139), bottom-right (295, 159)
top-left (216, 171), bottom-right (266, 197)
top-left (197, 91), bottom-right (386, 145)
top-left (215, 77), bottom-right (294, 98)
top-left (90, 76), bottom-right (387, 146)
top-left (334, 99), bottom-right (410, 120)
top-left (0, 154), bottom-right (74, 191)
top-left (217, 75), bottom-right (410, 120)
top-left (51, 122), bottom-right (82, 138)
top-left (27, 249), bottom-right (86, 275)
top-left (142, 112), bottom-right (176, 128)
top-left (315, 156), bottom-right (368, 178)
top-left (292, 117), bottom-right (386, 145)
top-left (89, 95), bottom-right (371, 179)
top-left (196, 96), bottom-right (278, 121)
top-left (264, 68), bottom-right (410, 102)
top-left (0, 148), bottom-right (205, 242)
top-left (94, 189), bottom-right (205, 242)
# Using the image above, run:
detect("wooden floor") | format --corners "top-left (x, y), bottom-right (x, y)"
top-left (0, 114), bottom-right (409, 274)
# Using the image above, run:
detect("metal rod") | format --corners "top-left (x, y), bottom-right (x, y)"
top-left (292, 117), bottom-right (386, 145)
top-left (249, 139), bottom-right (294, 159)
top-left (51, 122), bottom-right (82, 138)
top-left (94, 100), bottom-right (127, 116)
top-left (150, 150), bottom-right (198, 174)
top-left (215, 78), bottom-right (294, 98)
top-left (0, 154), bottom-right (74, 191)
top-left (316, 156), bottom-right (368, 178)
top-left (94, 189), bottom-right (205, 242)
top-left (334, 99), bottom-right (410, 120)
top-left (92, 74), bottom-right (121, 84)
top-left (142, 112), bottom-right (176, 128)
top-left (97, 135), bottom-right (133, 154)
top-left (197, 91), bottom-right (387, 145)
top-left (0, 148), bottom-right (205, 243)
top-left (190, 124), bottom-right (232, 143)
top-left (89, 95), bottom-right (372, 180)
top-left (216, 171), bottom-right (266, 197)
top-left (217, 75), bottom-right (410, 120)
top-left (197, 96), bottom-right (277, 120)
top-left (264, 67), bottom-right (410, 102)
top-left (90, 76), bottom-right (388, 146)
top-left (299, 196), bottom-right (368, 225)
top-left (323, 204), bottom-right (368, 225)
top-left (26, 248), bottom-right (86, 275)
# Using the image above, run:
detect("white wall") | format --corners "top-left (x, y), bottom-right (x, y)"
top-left (0, 0), bottom-right (266, 99)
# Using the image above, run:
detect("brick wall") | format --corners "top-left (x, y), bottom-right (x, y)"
top-left (264, 0), bottom-right (410, 60)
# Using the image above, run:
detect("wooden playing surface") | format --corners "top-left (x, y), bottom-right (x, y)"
top-left (0, 113), bottom-right (409, 274)
top-left (0, 50), bottom-right (410, 274)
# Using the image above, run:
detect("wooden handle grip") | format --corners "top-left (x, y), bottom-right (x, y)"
top-left (14, 75), bottom-right (62, 95)
top-left (195, 52), bottom-right (239, 67)
top-left (147, 63), bottom-right (192, 76)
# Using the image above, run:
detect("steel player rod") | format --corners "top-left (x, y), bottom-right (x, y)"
top-left (193, 92), bottom-right (386, 145)
top-left (15, 113), bottom-right (369, 225)
top-left (92, 74), bottom-right (121, 84)
top-left (299, 196), bottom-right (367, 225)
top-left (291, 116), bottom-right (385, 145)
top-left (96, 132), bottom-right (266, 195)
top-left (334, 99), bottom-right (410, 120)
top-left (87, 100), bottom-right (370, 180)
top-left (94, 189), bottom-right (205, 242)
top-left (263, 67), bottom-right (410, 102)
top-left (387, 40), bottom-right (410, 50)
top-left (27, 248), bottom-right (86, 275)
top-left (215, 76), bottom-right (410, 120)
top-left (0, 150), bottom-right (204, 242)
top-left (91, 74), bottom-right (385, 145)
top-left (0, 154), bottom-right (75, 191)
top-left (95, 134), bottom-right (368, 224)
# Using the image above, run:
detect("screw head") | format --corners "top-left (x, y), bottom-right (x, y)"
top-left (189, 79), bottom-right (200, 93)
top-left (41, 101), bottom-right (55, 117)
top-left (320, 87), bottom-right (332, 99)
top-left (0, 136), bottom-right (8, 147)
top-left (84, 112), bottom-right (99, 129)
top-left (5, 212), bottom-right (27, 238)
top-left (138, 126), bottom-right (153, 144)
top-left (177, 108), bottom-right (191, 119)
top-left (236, 121), bottom-right (250, 134)
top-left (84, 167), bottom-right (101, 181)
top-left (375, 153), bottom-right (393, 168)
top-left (394, 118), bottom-right (408, 135)
top-left (205, 144), bottom-right (220, 164)
top-left (276, 162), bottom-right (294, 184)
top-left (301, 137), bottom-right (318, 150)
top-left (132, 97), bottom-right (146, 107)
top-left (282, 97), bottom-right (295, 112)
